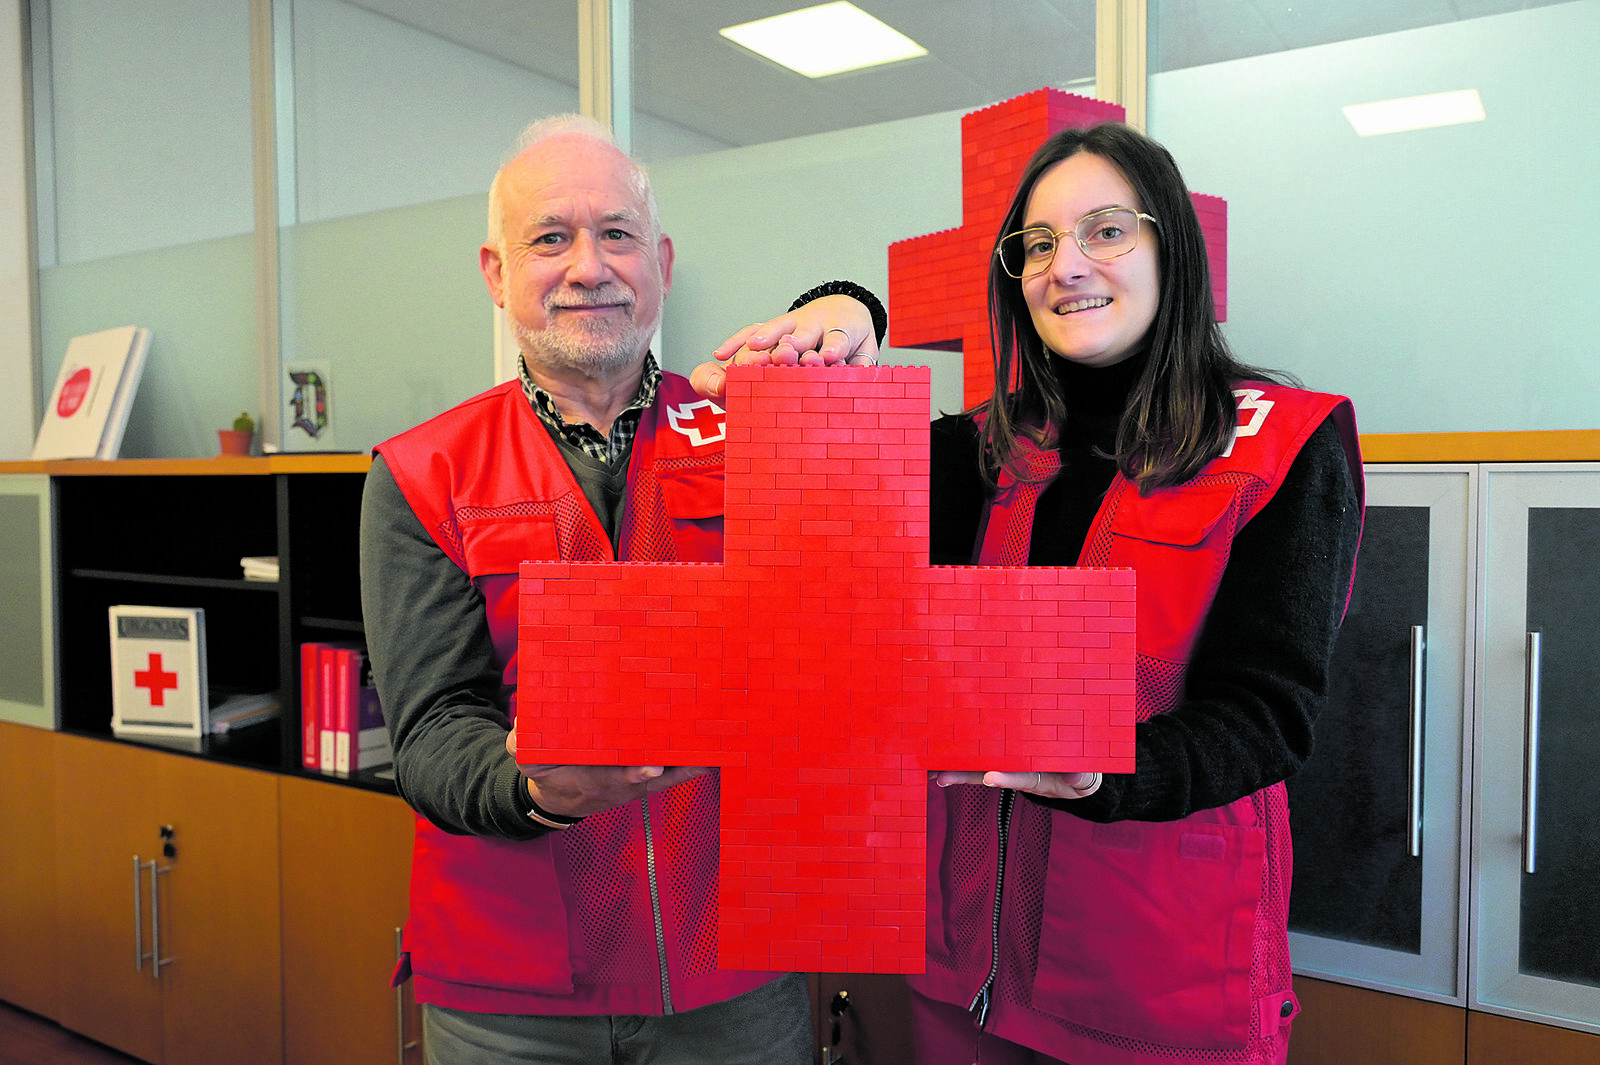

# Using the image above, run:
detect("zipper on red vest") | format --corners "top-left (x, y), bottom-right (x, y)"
top-left (967, 789), bottom-right (1015, 1027)
top-left (641, 795), bottom-right (674, 1014)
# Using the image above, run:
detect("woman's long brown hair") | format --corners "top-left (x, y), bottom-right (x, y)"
top-left (978, 123), bottom-right (1289, 494)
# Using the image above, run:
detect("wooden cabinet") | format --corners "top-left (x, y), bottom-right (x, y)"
top-left (1290, 977), bottom-right (1465, 1065)
top-left (0, 460), bottom-right (418, 1064)
top-left (0, 721), bottom-right (62, 1020)
top-left (813, 973), bottom-right (913, 1065)
top-left (2, 725), bottom-right (419, 1065)
top-left (1291, 978), bottom-right (1600, 1065)
top-left (279, 775), bottom-right (421, 1065)
top-left (52, 732), bottom-right (283, 1065)
top-left (1466, 1010), bottom-right (1600, 1065)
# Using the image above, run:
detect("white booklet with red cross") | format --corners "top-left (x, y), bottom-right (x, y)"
top-left (109, 605), bottom-right (209, 742)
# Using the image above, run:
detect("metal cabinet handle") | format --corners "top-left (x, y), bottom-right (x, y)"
top-left (133, 856), bottom-right (153, 972)
top-left (1523, 631), bottom-right (1542, 875)
top-left (1408, 625), bottom-right (1425, 858)
top-left (151, 862), bottom-right (174, 975)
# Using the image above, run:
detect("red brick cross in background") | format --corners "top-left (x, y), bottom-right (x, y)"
top-left (888, 88), bottom-right (1229, 408)
top-left (516, 366), bottom-right (1135, 974)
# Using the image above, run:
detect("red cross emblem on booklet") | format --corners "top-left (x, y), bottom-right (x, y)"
top-left (133, 653), bottom-right (180, 706)
top-left (516, 365), bottom-right (1135, 974)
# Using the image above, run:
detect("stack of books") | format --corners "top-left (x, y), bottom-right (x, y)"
top-left (208, 691), bottom-right (281, 733)
top-left (240, 555), bottom-right (280, 582)
top-left (299, 642), bottom-right (392, 775)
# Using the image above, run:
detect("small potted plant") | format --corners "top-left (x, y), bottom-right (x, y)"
top-left (218, 411), bottom-right (255, 456)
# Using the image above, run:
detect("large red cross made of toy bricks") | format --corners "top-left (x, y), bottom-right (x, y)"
top-left (516, 365), bottom-right (1135, 975)
top-left (888, 88), bottom-right (1229, 408)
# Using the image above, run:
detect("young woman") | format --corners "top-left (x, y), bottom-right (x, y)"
top-left (923, 122), bottom-right (1363, 1065)
top-left (700, 122), bottom-right (1363, 1065)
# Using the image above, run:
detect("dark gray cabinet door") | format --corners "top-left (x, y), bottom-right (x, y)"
top-left (1476, 465), bottom-right (1600, 1033)
top-left (1288, 467), bottom-right (1472, 1001)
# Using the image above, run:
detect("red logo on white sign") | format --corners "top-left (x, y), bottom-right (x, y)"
top-left (57, 367), bottom-right (93, 418)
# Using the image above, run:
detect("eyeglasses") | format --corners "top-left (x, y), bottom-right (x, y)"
top-left (996, 207), bottom-right (1158, 279)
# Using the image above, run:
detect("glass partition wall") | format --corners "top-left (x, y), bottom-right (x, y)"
top-left (273, 0), bottom-right (580, 451)
top-left (1146, 0), bottom-right (1599, 434)
top-left (29, 0), bottom-right (1107, 453)
top-left (31, 0), bottom-right (258, 459)
top-left (32, 1), bottom-right (1591, 455)
top-left (635, 0), bottom-right (1098, 419)
top-left (30, 0), bottom-right (582, 456)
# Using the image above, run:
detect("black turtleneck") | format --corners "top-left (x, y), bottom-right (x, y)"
top-left (928, 355), bottom-right (1361, 823)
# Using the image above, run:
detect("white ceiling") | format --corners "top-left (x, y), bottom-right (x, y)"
top-left (343, 0), bottom-right (1568, 148)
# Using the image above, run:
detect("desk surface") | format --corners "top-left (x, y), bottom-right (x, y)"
top-left (4, 431), bottom-right (1599, 474)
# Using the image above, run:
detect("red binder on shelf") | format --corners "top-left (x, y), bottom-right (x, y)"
top-left (300, 641), bottom-right (390, 775)
top-left (331, 647), bottom-right (391, 774)
top-left (299, 642), bottom-right (326, 769)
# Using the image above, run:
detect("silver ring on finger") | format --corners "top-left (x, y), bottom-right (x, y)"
top-left (1067, 772), bottom-right (1102, 797)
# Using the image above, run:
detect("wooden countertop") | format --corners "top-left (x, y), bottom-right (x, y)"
top-left (0, 454), bottom-right (373, 476)
top-left (1357, 430), bottom-right (1600, 463)
top-left (3, 431), bottom-right (1597, 474)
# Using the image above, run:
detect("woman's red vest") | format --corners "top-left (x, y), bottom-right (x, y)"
top-left (910, 383), bottom-right (1361, 1064)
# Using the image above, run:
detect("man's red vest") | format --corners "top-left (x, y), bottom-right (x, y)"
top-left (375, 374), bottom-right (776, 1015)
top-left (911, 383), bottom-right (1361, 1064)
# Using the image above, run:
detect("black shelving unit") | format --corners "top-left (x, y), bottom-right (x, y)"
top-left (51, 464), bottom-right (383, 786)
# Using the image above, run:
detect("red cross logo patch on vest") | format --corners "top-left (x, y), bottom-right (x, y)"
top-left (1222, 387), bottom-right (1275, 457)
top-left (665, 398), bottom-right (727, 447)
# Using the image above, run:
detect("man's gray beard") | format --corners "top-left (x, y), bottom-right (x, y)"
top-left (515, 313), bottom-right (654, 378)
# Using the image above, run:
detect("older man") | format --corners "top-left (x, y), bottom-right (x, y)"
top-left (359, 114), bottom-right (881, 1064)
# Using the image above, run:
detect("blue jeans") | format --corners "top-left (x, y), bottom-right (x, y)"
top-left (422, 973), bottom-right (812, 1065)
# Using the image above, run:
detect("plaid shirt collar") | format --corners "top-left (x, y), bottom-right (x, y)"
top-left (518, 352), bottom-right (661, 465)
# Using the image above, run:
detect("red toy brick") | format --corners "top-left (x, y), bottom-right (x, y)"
top-left (516, 366), bottom-right (1135, 974)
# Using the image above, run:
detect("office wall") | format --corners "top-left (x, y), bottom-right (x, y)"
top-left (653, 1), bottom-right (1599, 437)
top-left (0, 0), bottom-right (35, 460)
top-left (20, 1), bottom-right (1598, 458)
top-left (1148, 0), bottom-right (1600, 434)
top-left (30, 0), bottom-right (258, 459)
top-left (651, 111), bottom-right (967, 420)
